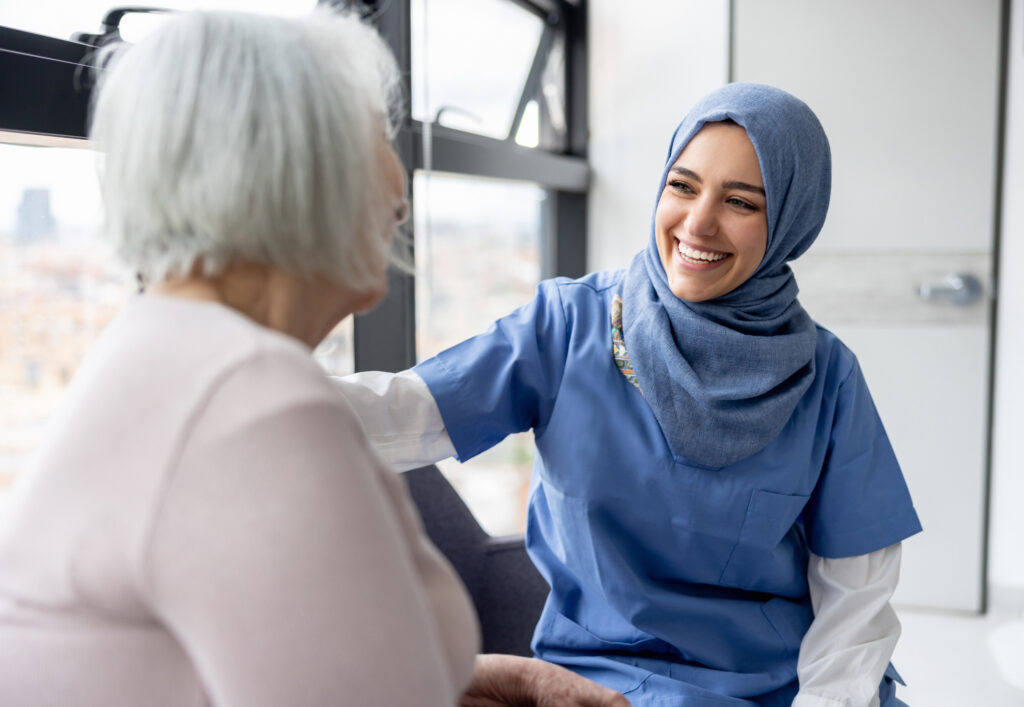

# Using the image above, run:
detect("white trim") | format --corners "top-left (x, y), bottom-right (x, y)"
top-left (0, 130), bottom-right (91, 149)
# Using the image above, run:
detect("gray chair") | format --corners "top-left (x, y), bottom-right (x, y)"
top-left (403, 464), bottom-right (548, 657)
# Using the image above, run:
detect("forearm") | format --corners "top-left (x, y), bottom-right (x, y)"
top-left (794, 544), bottom-right (902, 707)
top-left (333, 369), bottom-right (456, 470)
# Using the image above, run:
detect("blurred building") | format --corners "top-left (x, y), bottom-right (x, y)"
top-left (15, 188), bottom-right (56, 244)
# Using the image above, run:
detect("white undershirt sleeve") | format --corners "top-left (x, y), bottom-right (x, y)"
top-left (793, 543), bottom-right (903, 707)
top-left (332, 370), bottom-right (456, 471)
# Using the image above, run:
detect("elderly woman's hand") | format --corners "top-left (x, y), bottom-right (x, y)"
top-left (460, 654), bottom-right (631, 707)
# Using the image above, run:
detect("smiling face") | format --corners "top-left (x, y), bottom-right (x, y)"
top-left (655, 121), bottom-right (769, 303)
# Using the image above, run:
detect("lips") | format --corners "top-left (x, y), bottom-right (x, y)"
top-left (677, 240), bottom-right (729, 264)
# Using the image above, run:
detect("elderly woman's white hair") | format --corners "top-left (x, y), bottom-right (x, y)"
top-left (89, 9), bottom-right (402, 291)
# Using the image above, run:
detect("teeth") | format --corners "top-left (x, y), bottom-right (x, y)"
top-left (678, 242), bottom-right (727, 262)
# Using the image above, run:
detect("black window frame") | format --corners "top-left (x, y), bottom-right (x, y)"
top-left (360, 0), bottom-right (589, 372)
top-left (0, 26), bottom-right (93, 142)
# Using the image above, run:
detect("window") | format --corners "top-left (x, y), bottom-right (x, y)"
top-left (414, 170), bottom-right (546, 535)
top-left (412, 0), bottom-right (556, 146)
top-left (357, 0), bottom-right (588, 536)
top-left (0, 0), bottom-right (589, 534)
top-left (414, 172), bottom-right (545, 357)
top-left (0, 143), bottom-right (127, 507)
top-left (0, 2), bottom-right (353, 509)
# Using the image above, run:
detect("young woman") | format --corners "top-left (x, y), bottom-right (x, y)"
top-left (340, 83), bottom-right (922, 706)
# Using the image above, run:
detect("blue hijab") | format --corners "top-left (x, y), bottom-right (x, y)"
top-left (621, 83), bottom-right (831, 469)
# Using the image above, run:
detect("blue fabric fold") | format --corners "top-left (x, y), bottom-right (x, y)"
top-left (621, 82), bottom-right (831, 468)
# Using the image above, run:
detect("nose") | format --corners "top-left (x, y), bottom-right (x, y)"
top-left (382, 141), bottom-right (408, 213)
top-left (395, 199), bottom-right (410, 225)
top-left (684, 195), bottom-right (718, 238)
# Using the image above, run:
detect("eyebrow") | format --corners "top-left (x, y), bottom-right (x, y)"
top-left (670, 166), bottom-right (766, 196)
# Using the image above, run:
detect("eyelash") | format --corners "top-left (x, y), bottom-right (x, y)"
top-left (727, 197), bottom-right (757, 211)
top-left (667, 181), bottom-right (759, 212)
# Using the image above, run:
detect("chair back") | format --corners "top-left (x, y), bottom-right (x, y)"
top-left (403, 465), bottom-right (548, 656)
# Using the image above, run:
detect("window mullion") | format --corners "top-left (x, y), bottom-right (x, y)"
top-left (506, 24), bottom-right (555, 142)
top-left (409, 121), bottom-right (588, 191)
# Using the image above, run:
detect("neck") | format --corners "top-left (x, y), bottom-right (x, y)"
top-left (149, 262), bottom-right (354, 348)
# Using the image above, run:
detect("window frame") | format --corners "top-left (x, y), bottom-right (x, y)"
top-left (0, 0), bottom-right (589, 374)
top-left (0, 27), bottom-right (93, 144)
top-left (359, 0), bottom-right (588, 372)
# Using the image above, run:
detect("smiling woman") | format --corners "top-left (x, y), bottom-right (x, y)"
top-left (338, 82), bottom-right (922, 707)
top-left (655, 121), bottom-right (769, 303)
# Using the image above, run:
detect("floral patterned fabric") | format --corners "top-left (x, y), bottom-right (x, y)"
top-left (611, 294), bottom-right (642, 395)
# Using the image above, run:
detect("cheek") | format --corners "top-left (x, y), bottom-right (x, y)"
top-left (389, 165), bottom-right (406, 199)
top-left (387, 154), bottom-right (406, 198)
top-left (654, 194), bottom-right (673, 228)
top-left (754, 230), bottom-right (768, 263)
top-left (654, 197), bottom-right (681, 246)
top-left (736, 220), bottom-right (768, 264)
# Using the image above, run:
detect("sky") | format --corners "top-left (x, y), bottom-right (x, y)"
top-left (0, 143), bottom-right (100, 235)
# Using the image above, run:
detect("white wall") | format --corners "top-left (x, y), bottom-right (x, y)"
top-left (588, 1), bottom-right (1024, 598)
top-left (586, 0), bottom-right (729, 273)
top-left (990, 0), bottom-right (1024, 595)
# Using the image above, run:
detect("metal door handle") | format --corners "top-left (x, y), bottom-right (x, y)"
top-left (917, 272), bottom-right (983, 306)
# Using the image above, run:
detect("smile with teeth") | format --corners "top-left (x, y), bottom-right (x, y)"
top-left (677, 241), bottom-right (729, 264)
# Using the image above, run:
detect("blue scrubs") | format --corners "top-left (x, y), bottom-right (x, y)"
top-left (415, 271), bottom-right (922, 706)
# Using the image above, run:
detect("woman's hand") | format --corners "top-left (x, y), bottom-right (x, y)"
top-left (460, 654), bottom-right (630, 707)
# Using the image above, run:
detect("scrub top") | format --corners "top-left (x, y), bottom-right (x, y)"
top-left (414, 270), bottom-right (922, 706)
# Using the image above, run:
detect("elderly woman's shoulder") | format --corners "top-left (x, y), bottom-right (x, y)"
top-left (125, 296), bottom-right (347, 422)
top-left (209, 329), bottom-right (345, 415)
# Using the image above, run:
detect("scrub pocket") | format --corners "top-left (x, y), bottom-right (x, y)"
top-left (719, 489), bottom-right (810, 589)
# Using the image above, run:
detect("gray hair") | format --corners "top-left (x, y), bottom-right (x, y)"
top-left (89, 9), bottom-right (403, 291)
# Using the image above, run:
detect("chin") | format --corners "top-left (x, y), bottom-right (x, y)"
top-left (667, 279), bottom-right (707, 303)
top-left (352, 286), bottom-right (387, 315)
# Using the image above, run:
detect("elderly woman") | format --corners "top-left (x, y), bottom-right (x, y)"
top-left (340, 83), bottom-right (923, 706)
top-left (0, 10), bottom-right (482, 705)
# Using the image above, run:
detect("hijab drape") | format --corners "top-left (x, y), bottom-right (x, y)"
top-left (621, 82), bottom-right (831, 469)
